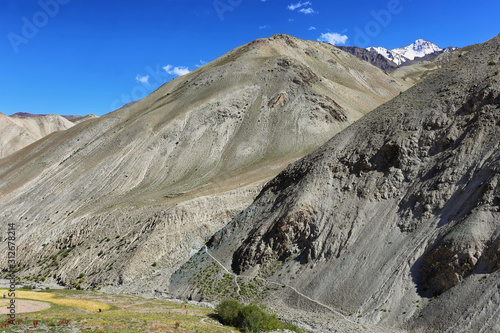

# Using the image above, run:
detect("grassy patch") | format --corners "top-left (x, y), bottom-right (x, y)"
top-left (0, 289), bottom-right (110, 312)
top-left (0, 289), bottom-right (239, 332)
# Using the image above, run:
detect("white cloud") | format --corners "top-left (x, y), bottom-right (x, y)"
top-left (317, 32), bottom-right (348, 45)
top-left (259, 25), bottom-right (270, 29)
top-left (299, 7), bottom-right (316, 14)
top-left (309, 26), bottom-right (316, 30)
top-left (135, 74), bottom-right (150, 85)
top-left (196, 60), bottom-right (207, 68)
top-left (287, 1), bottom-right (311, 10)
top-left (163, 64), bottom-right (191, 76)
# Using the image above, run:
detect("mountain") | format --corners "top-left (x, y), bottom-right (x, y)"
top-left (367, 39), bottom-right (457, 67)
top-left (366, 46), bottom-right (410, 66)
top-left (0, 34), bottom-right (413, 294)
top-left (11, 112), bottom-right (85, 122)
top-left (391, 46), bottom-right (469, 86)
top-left (0, 113), bottom-right (76, 158)
top-left (336, 46), bottom-right (398, 72)
top-left (392, 39), bottom-right (442, 60)
top-left (170, 34), bottom-right (500, 332)
top-left (71, 114), bottom-right (99, 125)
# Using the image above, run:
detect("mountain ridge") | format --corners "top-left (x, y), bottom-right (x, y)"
top-left (0, 112), bottom-right (77, 159)
top-left (169, 33), bottom-right (500, 333)
top-left (366, 39), bottom-right (457, 66)
top-left (0, 34), bottom-right (412, 295)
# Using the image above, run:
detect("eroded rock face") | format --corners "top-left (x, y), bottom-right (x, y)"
top-left (233, 205), bottom-right (319, 273)
top-left (170, 34), bottom-right (500, 333)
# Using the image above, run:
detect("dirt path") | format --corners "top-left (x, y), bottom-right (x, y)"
top-left (0, 299), bottom-right (51, 314)
top-left (203, 246), bottom-right (358, 325)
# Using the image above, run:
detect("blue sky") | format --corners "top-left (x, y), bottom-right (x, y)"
top-left (1, 0), bottom-right (499, 116)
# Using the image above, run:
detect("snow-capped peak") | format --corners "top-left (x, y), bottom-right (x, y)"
top-left (366, 46), bottom-right (409, 66)
top-left (366, 39), bottom-right (449, 66)
top-left (391, 39), bottom-right (442, 60)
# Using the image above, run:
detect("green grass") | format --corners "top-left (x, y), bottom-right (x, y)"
top-left (0, 289), bottom-right (240, 332)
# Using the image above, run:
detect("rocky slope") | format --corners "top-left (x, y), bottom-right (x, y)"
top-left (368, 39), bottom-right (455, 66)
top-left (170, 34), bottom-right (500, 332)
top-left (0, 34), bottom-right (411, 292)
top-left (71, 114), bottom-right (99, 125)
top-left (348, 40), bottom-right (457, 71)
top-left (0, 113), bottom-right (76, 158)
top-left (336, 46), bottom-right (398, 72)
top-left (391, 46), bottom-right (470, 86)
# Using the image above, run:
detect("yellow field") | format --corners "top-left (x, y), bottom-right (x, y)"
top-left (0, 289), bottom-right (110, 312)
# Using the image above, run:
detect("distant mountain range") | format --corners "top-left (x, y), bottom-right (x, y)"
top-left (339, 39), bottom-right (458, 70)
top-left (0, 112), bottom-right (98, 158)
top-left (11, 112), bottom-right (84, 122)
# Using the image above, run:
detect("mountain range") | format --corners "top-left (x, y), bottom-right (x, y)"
top-left (0, 33), bottom-right (498, 333)
top-left (170, 34), bottom-right (500, 332)
top-left (340, 39), bottom-right (458, 71)
top-left (368, 39), bottom-right (457, 66)
top-left (0, 34), bottom-right (411, 295)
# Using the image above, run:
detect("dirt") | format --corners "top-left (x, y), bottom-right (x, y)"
top-left (0, 299), bottom-right (51, 314)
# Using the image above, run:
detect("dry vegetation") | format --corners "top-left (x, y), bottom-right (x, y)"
top-left (0, 289), bottom-right (238, 332)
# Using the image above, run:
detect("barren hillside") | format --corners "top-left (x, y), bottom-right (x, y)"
top-left (170, 34), bottom-right (500, 333)
top-left (0, 35), bottom-right (412, 292)
top-left (0, 113), bottom-right (75, 158)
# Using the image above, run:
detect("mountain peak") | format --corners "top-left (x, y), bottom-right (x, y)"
top-left (366, 38), bottom-right (449, 65)
top-left (392, 39), bottom-right (442, 60)
top-left (414, 38), bottom-right (431, 44)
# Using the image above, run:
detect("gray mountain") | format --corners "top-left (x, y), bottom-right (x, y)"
top-left (170, 34), bottom-right (500, 332)
top-left (336, 46), bottom-right (398, 72)
top-left (343, 40), bottom-right (458, 72)
top-left (0, 34), bottom-right (411, 293)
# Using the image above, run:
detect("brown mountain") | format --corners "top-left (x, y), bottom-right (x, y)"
top-left (0, 34), bottom-right (412, 294)
top-left (0, 113), bottom-right (75, 158)
top-left (170, 34), bottom-right (500, 332)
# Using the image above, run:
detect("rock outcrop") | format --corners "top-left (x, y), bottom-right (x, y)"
top-left (170, 34), bottom-right (500, 332)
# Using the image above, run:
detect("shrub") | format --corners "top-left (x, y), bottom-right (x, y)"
top-left (216, 299), bottom-right (242, 327)
top-left (216, 299), bottom-right (304, 333)
top-left (488, 61), bottom-right (497, 66)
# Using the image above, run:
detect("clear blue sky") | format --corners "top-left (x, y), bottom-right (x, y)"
top-left (1, 0), bottom-right (499, 116)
